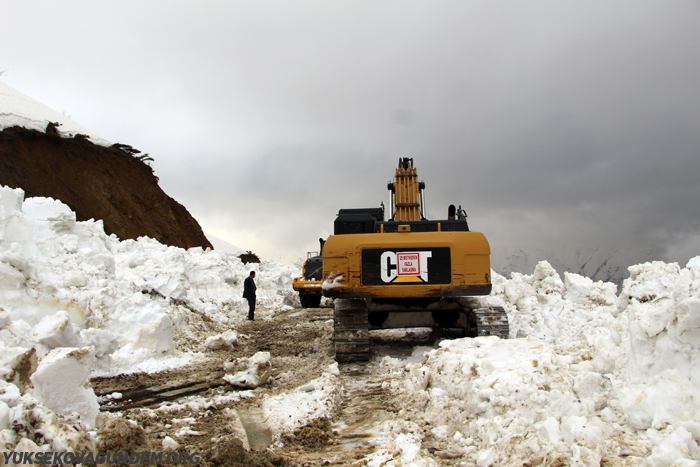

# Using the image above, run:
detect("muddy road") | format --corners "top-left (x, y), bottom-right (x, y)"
top-left (91, 307), bottom-right (448, 466)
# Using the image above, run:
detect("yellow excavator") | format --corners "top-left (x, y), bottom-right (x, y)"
top-left (293, 158), bottom-right (508, 361)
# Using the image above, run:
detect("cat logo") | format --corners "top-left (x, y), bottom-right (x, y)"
top-left (380, 251), bottom-right (432, 283)
top-left (361, 247), bottom-right (450, 286)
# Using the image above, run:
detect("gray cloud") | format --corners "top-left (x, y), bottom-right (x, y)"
top-left (2, 1), bottom-right (699, 267)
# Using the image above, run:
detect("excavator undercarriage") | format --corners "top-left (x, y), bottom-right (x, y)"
top-left (333, 298), bottom-right (509, 362)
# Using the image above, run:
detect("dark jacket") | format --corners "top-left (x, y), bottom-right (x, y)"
top-left (243, 276), bottom-right (256, 299)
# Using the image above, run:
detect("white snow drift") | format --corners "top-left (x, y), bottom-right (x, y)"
top-left (0, 184), bottom-right (301, 452)
top-left (0, 182), bottom-right (697, 465)
top-left (380, 259), bottom-right (700, 466)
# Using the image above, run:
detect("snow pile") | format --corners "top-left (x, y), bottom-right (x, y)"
top-left (0, 184), bottom-right (301, 452)
top-left (204, 330), bottom-right (238, 351)
top-left (615, 260), bottom-right (700, 433)
top-left (30, 346), bottom-right (99, 427)
top-left (0, 185), bottom-right (300, 376)
top-left (263, 363), bottom-right (341, 438)
top-left (383, 259), bottom-right (700, 466)
top-left (223, 351), bottom-right (272, 388)
top-left (491, 245), bottom-right (655, 286)
top-left (360, 419), bottom-right (438, 467)
top-left (0, 82), bottom-right (111, 146)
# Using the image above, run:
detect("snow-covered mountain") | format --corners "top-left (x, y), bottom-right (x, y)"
top-left (0, 82), bottom-right (110, 145)
top-left (491, 245), bottom-right (658, 286)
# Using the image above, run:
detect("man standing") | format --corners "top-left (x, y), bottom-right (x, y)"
top-left (243, 271), bottom-right (257, 321)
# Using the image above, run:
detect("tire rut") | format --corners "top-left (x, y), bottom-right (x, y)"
top-left (279, 359), bottom-right (408, 466)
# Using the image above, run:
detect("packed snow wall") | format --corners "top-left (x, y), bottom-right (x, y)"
top-left (0, 185), bottom-right (300, 376)
top-left (382, 260), bottom-right (700, 466)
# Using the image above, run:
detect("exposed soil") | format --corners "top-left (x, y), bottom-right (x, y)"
top-left (91, 307), bottom-right (444, 466)
top-left (0, 126), bottom-right (212, 250)
top-left (282, 418), bottom-right (335, 450)
top-left (92, 310), bottom-right (336, 398)
top-left (92, 308), bottom-right (337, 466)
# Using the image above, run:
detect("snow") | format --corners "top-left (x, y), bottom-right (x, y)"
top-left (0, 82), bottom-right (111, 146)
top-left (1, 83), bottom-right (699, 462)
top-left (492, 245), bottom-right (657, 286)
top-left (223, 351), bottom-right (272, 388)
top-left (0, 184), bottom-right (301, 451)
top-left (162, 435), bottom-right (179, 450)
top-left (262, 363), bottom-right (341, 437)
top-left (0, 182), bottom-right (698, 463)
top-left (204, 330), bottom-right (238, 350)
top-left (30, 346), bottom-right (99, 427)
top-left (380, 258), bottom-right (700, 466)
top-left (0, 185), bottom-right (300, 377)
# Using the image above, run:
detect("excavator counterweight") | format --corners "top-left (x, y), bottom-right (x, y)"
top-left (294, 158), bottom-right (509, 361)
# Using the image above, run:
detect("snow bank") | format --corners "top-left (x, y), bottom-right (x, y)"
top-left (383, 259), bottom-right (700, 466)
top-left (263, 363), bottom-right (341, 438)
top-left (0, 184), bottom-right (301, 452)
top-left (0, 185), bottom-right (300, 376)
top-left (2, 175), bottom-right (698, 466)
top-left (614, 259), bottom-right (700, 446)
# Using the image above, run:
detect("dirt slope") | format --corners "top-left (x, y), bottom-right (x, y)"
top-left (0, 126), bottom-right (212, 250)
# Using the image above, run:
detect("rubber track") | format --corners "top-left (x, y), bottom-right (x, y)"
top-left (473, 305), bottom-right (510, 338)
top-left (333, 299), bottom-right (370, 362)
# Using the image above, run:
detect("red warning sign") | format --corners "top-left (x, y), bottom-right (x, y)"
top-left (397, 252), bottom-right (420, 276)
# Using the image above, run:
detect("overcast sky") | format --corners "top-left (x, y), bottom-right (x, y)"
top-left (2, 1), bottom-right (699, 267)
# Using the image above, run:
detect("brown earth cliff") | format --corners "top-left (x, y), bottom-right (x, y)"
top-left (0, 126), bottom-right (213, 250)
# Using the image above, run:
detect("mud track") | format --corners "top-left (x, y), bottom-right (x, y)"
top-left (90, 307), bottom-right (450, 466)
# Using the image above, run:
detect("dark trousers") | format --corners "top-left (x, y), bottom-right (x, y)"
top-left (246, 298), bottom-right (255, 320)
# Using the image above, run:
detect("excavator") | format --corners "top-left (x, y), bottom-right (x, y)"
top-left (293, 158), bottom-right (508, 361)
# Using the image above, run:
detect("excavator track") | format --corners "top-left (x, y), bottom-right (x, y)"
top-left (333, 299), bottom-right (370, 362)
top-left (473, 305), bottom-right (510, 338)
